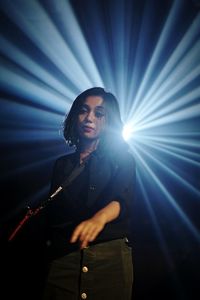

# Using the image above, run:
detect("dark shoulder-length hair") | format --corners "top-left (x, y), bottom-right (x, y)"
top-left (63, 87), bottom-right (127, 152)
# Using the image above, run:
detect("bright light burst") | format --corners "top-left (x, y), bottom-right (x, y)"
top-left (122, 124), bottom-right (135, 141)
top-left (0, 0), bottom-right (200, 289)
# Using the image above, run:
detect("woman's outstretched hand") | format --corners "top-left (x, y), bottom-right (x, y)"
top-left (70, 213), bottom-right (106, 249)
top-left (70, 200), bottom-right (121, 249)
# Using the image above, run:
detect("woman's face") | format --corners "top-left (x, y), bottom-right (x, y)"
top-left (77, 96), bottom-right (106, 141)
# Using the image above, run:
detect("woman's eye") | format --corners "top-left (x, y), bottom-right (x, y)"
top-left (95, 111), bottom-right (105, 118)
top-left (79, 107), bottom-right (88, 114)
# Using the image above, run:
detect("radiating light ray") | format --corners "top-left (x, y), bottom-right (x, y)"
top-left (135, 103), bottom-right (200, 131)
top-left (137, 171), bottom-right (181, 275)
top-left (75, 0), bottom-right (117, 92)
top-left (115, 0), bottom-right (162, 116)
top-left (0, 99), bottom-right (65, 146)
top-left (128, 11), bottom-right (200, 121)
top-left (125, 0), bottom-right (162, 117)
top-left (134, 140), bottom-right (200, 197)
top-left (0, 35), bottom-right (76, 99)
top-left (137, 168), bottom-right (188, 298)
top-left (133, 133), bottom-right (200, 149)
top-left (133, 135), bottom-right (200, 164)
top-left (134, 43), bottom-right (200, 124)
top-left (0, 153), bottom-right (59, 181)
top-left (127, 0), bottom-right (181, 119)
top-left (0, 128), bottom-right (60, 143)
top-left (43, 0), bottom-right (103, 87)
top-left (1, 98), bottom-right (64, 127)
top-left (135, 85), bottom-right (200, 127)
top-left (0, 62), bottom-right (71, 112)
top-left (0, 0), bottom-right (100, 89)
top-left (134, 42), bottom-right (200, 125)
top-left (132, 145), bottom-right (200, 242)
top-left (1, 141), bottom-right (67, 181)
top-left (107, 0), bottom-right (126, 116)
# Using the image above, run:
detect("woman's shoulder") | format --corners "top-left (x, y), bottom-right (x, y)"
top-left (105, 145), bottom-right (135, 173)
top-left (118, 148), bottom-right (135, 167)
top-left (110, 142), bottom-right (135, 162)
top-left (54, 151), bottom-right (77, 167)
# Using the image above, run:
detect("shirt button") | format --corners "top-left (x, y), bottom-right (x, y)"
top-left (82, 266), bottom-right (88, 273)
top-left (89, 185), bottom-right (95, 190)
top-left (81, 292), bottom-right (87, 299)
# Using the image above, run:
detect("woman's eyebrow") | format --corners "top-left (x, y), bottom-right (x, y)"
top-left (81, 104), bottom-right (105, 110)
top-left (95, 106), bottom-right (105, 110)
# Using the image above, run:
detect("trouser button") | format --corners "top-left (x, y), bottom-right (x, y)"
top-left (82, 266), bottom-right (88, 273)
top-left (81, 292), bottom-right (87, 299)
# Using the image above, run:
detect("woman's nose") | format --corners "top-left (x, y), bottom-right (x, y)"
top-left (86, 111), bottom-right (95, 122)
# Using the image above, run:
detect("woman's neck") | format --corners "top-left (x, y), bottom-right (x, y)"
top-left (79, 139), bottom-right (99, 154)
top-left (79, 139), bottom-right (99, 164)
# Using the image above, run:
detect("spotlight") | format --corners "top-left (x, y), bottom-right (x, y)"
top-left (122, 124), bottom-right (134, 141)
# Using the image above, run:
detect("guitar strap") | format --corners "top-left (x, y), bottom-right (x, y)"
top-left (8, 162), bottom-right (85, 241)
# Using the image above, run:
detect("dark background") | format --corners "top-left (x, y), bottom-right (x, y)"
top-left (0, 1), bottom-right (200, 299)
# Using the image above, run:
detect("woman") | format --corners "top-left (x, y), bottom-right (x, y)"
top-left (43, 87), bottom-right (136, 300)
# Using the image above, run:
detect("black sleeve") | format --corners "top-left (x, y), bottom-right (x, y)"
top-left (108, 151), bottom-right (136, 220)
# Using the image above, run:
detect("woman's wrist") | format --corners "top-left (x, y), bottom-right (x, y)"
top-left (92, 210), bottom-right (107, 225)
top-left (93, 201), bottom-right (121, 225)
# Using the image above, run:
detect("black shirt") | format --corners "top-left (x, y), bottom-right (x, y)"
top-left (46, 148), bottom-right (135, 259)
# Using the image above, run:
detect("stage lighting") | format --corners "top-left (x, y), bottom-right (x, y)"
top-left (122, 124), bottom-right (134, 141)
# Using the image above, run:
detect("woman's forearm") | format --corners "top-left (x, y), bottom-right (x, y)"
top-left (93, 200), bottom-right (121, 224)
top-left (70, 201), bottom-right (121, 248)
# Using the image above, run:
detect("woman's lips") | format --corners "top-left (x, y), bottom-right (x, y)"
top-left (82, 126), bottom-right (95, 133)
